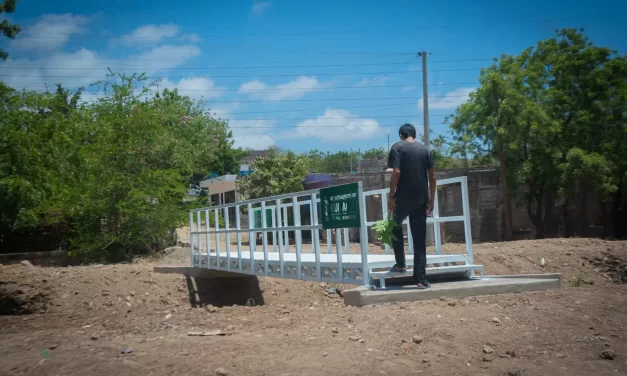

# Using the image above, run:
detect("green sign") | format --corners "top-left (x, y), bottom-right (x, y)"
top-left (252, 207), bottom-right (274, 229)
top-left (320, 183), bottom-right (361, 230)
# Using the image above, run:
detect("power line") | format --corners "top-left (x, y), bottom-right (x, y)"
top-left (3, 61), bottom-right (422, 71)
top-left (220, 123), bottom-right (432, 129)
top-left (0, 67), bottom-right (479, 79)
top-left (11, 82), bottom-right (478, 92)
top-left (223, 102), bottom-right (420, 115)
top-left (0, 58), bottom-right (495, 71)
top-left (220, 115), bottom-right (422, 121)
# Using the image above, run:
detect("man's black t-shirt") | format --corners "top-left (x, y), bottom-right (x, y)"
top-left (387, 140), bottom-right (434, 204)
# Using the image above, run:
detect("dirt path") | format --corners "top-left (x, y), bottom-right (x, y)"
top-left (1, 238), bottom-right (626, 376)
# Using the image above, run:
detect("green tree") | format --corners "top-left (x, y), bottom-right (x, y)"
top-left (0, 72), bottom-right (245, 260)
top-left (450, 29), bottom-right (626, 239)
top-left (237, 148), bottom-right (309, 199)
top-left (361, 147), bottom-right (386, 160)
top-left (1, 0), bottom-right (20, 60)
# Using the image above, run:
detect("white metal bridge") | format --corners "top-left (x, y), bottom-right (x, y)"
top-left (189, 176), bottom-right (483, 289)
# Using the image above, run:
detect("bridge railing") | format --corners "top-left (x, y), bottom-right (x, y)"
top-left (362, 176), bottom-right (474, 266)
top-left (188, 176), bottom-right (473, 286)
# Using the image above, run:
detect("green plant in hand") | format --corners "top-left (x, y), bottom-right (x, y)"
top-left (372, 218), bottom-right (398, 246)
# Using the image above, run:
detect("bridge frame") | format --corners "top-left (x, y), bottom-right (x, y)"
top-left (189, 176), bottom-right (480, 288)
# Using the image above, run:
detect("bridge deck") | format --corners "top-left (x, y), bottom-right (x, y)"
top-left (195, 252), bottom-right (469, 269)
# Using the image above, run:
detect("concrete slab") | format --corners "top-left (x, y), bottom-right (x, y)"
top-left (343, 273), bottom-right (563, 307)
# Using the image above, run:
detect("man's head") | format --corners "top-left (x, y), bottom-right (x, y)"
top-left (398, 123), bottom-right (416, 140)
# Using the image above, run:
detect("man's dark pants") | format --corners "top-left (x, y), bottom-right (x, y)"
top-left (391, 199), bottom-right (427, 284)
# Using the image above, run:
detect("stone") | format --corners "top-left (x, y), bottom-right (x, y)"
top-left (331, 327), bottom-right (339, 334)
top-left (492, 317), bottom-right (501, 324)
top-left (447, 301), bottom-right (456, 307)
top-left (91, 335), bottom-right (99, 341)
top-left (348, 336), bottom-right (361, 341)
top-left (600, 349), bottom-right (615, 360)
top-left (121, 347), bottom-right (133, 354)
top-left (206, 305), bottom-right (217, 313)
top-left (412, 336), bottom-right (424, 344)
top-left (323, 352), bottom-right (328, 357)
top-left (482, 345), bottom-right (494, 354)
top-left (215, 368), bottom-right (229, 376)
top-left (187, 330), bottom-right (227, 337)
top-left (556, 353), bottom-right (566, 358)
top-left (165, 314), bottom-right (172, 320)
top-left (507, 371), bottom-right (521, 376)
top-left (482, 356), bottom-right (492, 362)
top-left (21, 260), bottom-right (35, 268)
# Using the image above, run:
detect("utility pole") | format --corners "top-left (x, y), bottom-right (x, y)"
top-left (350, 148), bottom-right (353, 172)
top-left (419, 51), bottom-right (430, 149)
top-left (358, 148), bottom-right (361, 172)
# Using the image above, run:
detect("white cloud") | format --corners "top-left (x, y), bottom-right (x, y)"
top-left (12, 13), bottom-right (91, 52)
top-left (292, 109), bottom-right (381, 142)
top-left (238, 76), bottom-right (329, 101)
top-left (252, 1), bottom-right (272, 13)
top-left (208, 103), bottom-right (275, 150)
top-left (121, 24), bottom-right (178, 45)
top-left (418, 88), bottom-right (475, 110)
top-left (402, 85), bottom-right (417, 92)
top-left (181, 33), bottom-right (202, 43)
top-left (0, 44), bottom-right (201, 91)
top-left (156, 76), bottom-right (225, 100)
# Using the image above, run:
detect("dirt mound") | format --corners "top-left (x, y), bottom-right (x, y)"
top-left (0, 238), bottom-right (626, 375)
top-left (583, 250), bottom-right (627, 284)
top-left (0, 282), bottom-right (49, 315)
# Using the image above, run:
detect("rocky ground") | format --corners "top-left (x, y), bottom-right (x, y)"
top-left (1, 238), bottom-right (626, 376)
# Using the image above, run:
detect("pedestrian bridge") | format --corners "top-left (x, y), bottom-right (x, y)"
top-left (188, 176), bottom-right (483, 289)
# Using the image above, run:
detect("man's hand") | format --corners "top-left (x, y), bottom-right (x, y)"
top-left (388, 196), bottom-right (395, 214)
top-left (426, 199), bottom-right (434, 213)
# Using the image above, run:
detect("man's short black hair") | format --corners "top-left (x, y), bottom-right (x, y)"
top-left (399, 123), bottom-right (416, 139)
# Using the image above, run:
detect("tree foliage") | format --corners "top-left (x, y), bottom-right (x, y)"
top-left (237, 148), bottom-right (309, 199)
top-left (450, 29), bottom-right (627, 239)
top-left (0, 73), bottom-right (243, 261)
top-left (0, 0), bottom-right (20, 60)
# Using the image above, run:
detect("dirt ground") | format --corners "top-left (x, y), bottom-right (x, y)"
top-left (1, 238), bottom-right (626, 376)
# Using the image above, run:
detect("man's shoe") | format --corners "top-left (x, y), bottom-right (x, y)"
top-left (416, 281), bottom-right (431, 289)
top-left (389, 264), bottom-right (408, 273)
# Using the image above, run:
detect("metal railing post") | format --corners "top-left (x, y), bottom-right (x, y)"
top-left (357, 182), bottom-right (370, 285)
top-left (461, 176), bottom-right (474, 265)
top-left (293, 196), bottom-right (303, 279)
top-left (189, 211), bottom-right (195, 267)
top-left (261, 201), bottom-right (269, 275)
top-left (235, 205), bottom-right (242, 272)
top-left (310, 192), bottom-right (321, 280)
top-left (335, 228), bottom-right (343, 283)
top-left (204, 209), bottom-right (211, 268)
top-left (214, 209), bottom-right (221, 270)
top-left (248, 203), bottom-right (255, 275)
top-left (433, 187), bottom-right (442, 255)
top-left (276, 198), bottom-right (284, 277)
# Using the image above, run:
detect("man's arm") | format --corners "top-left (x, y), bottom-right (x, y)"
top-left (387, 146), bottom-right (400, 212)
top-left (390, 168), bottom-right (401, 199)
top-left (427, 167), bottom-right (436, 211)
top-left (426, 149), bottom-right (436, 211)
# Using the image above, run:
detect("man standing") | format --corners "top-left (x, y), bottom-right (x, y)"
top-left (387, 123), bottom-right (436, 289)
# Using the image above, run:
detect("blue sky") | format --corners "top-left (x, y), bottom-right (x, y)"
top-left (1, 0), bottom-right (625, 152)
